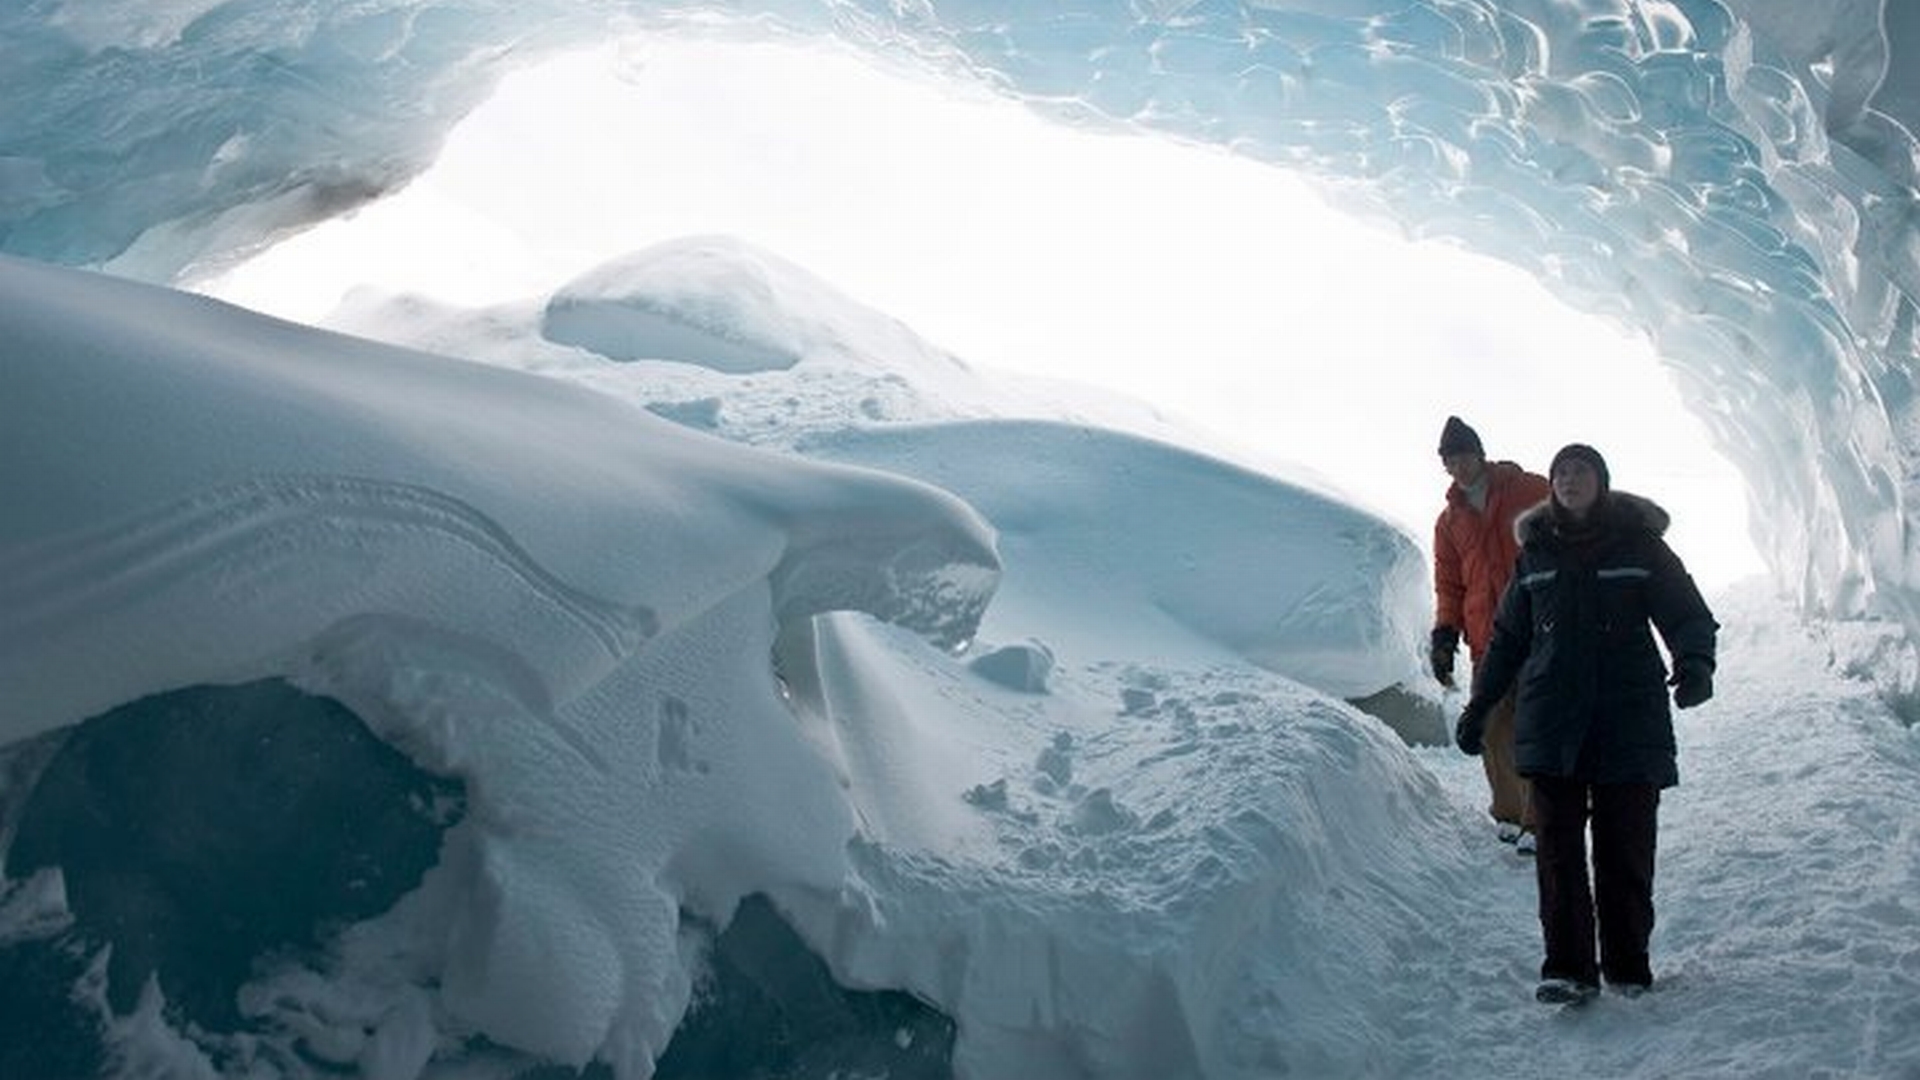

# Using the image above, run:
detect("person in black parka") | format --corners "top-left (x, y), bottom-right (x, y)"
top-left (1454, 443), bottom-right (1718, 1005)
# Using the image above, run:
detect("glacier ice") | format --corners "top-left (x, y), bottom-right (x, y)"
top-left (4, 2), bottom-right (1920, 1078)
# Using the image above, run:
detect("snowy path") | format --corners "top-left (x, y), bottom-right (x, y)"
top-left (1406, 583), bottom-right (1920, 1077)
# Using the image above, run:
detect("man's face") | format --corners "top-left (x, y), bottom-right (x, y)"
top-left (1442, 452), bottom-right (1485, 488)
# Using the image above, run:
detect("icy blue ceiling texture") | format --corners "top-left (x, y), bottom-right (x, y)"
top-left (3, 0), bottom-right (1917, 627)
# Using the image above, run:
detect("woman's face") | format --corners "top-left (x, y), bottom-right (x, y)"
top-left (1553, 458), bottom-right (1602, 517)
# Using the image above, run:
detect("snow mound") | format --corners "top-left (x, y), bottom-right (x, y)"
top-left (0, 253), bottom-right (1003, 1074)
top-left (0, 241), bottom-right (1480, 1079)
top-left (0, 253), bottom-right (999, 735)
top-left (775, 613), bottom-right (1486, 1080)
top-left (542, 235), bottom-right (972, 379)
top-left (805, 418), bottom-right (1429, 699)
top-left (328, 235), bottom-right (1429, 702)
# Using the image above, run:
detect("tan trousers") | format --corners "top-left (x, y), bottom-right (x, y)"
top-left (1481, 689), bottom-right (1533, 827)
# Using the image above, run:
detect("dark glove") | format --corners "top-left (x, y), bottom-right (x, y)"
top-left (1429, 625), bottom-right (1461, 688)
top-left (1455, 698), bottom-right (1489, 756)
top-left (1670, 656), bottom-right (1714, 709)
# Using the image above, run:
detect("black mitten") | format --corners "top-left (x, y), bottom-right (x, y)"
top-left (1455, 699), bottom-right (1489, 756)
top-left (1669, 656), bottom-right (1714, 709)
top-left (1429, 625), bottom-right (1461, 687)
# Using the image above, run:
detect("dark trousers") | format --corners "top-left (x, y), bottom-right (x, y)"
top-left (1529, 776), bottom-right (1661, 987)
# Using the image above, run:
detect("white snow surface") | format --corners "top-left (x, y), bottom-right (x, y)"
top-left (5, 236), bottom-right (1920, 1080)
top-left (1, 249), bottom-right (1005, 1074)
top-left (335, 236), bottom-right (1432, 700)
top-left (539, 235), bottom-right (977, 378)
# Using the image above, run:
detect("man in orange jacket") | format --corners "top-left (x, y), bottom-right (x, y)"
top-left (1431, 416), bottom-right (1551, 852)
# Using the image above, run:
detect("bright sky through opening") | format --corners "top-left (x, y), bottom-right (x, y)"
top-left (201, 33), bottom-right (1766, 588)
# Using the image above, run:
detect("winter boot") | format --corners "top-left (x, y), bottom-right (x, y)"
top-left (1535, 978), bottom-right (1599, 1006)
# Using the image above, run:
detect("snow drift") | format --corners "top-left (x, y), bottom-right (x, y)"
top-left (0, 244), bottom-right (1462, 1078)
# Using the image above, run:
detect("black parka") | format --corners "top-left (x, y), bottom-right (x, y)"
top-left (1466, 492), bottom-right (1718, 787)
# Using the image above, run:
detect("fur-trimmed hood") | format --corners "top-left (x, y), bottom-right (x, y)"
top-left (1513, 490), bottom-right (1671, 547)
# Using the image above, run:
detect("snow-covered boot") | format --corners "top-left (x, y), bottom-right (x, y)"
top-left (1535, 978), bottom-right (1598, 1006)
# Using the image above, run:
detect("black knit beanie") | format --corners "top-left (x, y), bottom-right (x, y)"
top-left (1549, 443), bottom-right (1610, 492)
top-left (1437, 416), bottom-right (1483, 457)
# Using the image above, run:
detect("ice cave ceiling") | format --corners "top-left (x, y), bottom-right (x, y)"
top-left (3, 0), bottom-right (1918, 627)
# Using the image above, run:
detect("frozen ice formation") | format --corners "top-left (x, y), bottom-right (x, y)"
top-left (4, 3), bottom-right (1920, 1078)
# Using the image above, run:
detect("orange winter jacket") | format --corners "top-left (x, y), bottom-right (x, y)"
top-left (1434, 460), bottom-right (1550, 657)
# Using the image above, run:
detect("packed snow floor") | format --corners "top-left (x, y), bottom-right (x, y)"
top-left (1407, 580), bottom-right (1920, 1078)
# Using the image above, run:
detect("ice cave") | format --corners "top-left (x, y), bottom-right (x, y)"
top-left (2, 2), bottom-right (1918, 1079)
